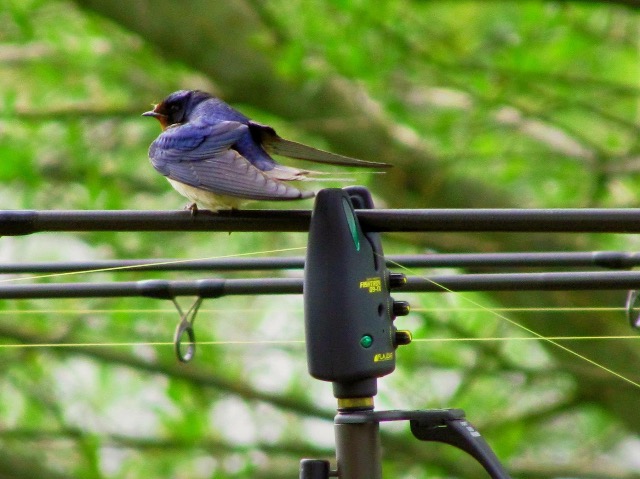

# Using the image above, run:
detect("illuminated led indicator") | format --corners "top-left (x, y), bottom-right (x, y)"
top-left (360, 335), bottom-right (373, 348)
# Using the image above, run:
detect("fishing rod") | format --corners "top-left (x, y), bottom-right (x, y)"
top-left (4, 208), bottom-right (640, 234)
top-left (2, 251), bottom-right (639, 273)
top-left (6, 270), bottom-right (640, 298)
top-left (9, 189), bottom-right (640, 479)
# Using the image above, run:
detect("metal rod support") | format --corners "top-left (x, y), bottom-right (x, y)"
top-left (4, 208), bottom-right (640, 234)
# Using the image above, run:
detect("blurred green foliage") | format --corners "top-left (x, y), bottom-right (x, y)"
top-left (0, 0), bottom-right (639, 478)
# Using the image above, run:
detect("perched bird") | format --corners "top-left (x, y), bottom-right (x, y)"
top-left (143, 90), bottom-right (390, 210)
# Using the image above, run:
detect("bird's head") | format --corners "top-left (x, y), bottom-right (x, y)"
top-left (143, 90), bottom-right (211, 130)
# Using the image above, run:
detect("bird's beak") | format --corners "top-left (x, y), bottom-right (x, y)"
top-left (142, 104), bottom-right (170, 130)
top-left (142, 103), bottom-right (167, 118)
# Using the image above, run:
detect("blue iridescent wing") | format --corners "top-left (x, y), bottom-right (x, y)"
top-left (149, 121), bottom-right (311, 200)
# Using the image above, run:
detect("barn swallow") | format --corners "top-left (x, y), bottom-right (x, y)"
top-left (143, 90), bottom-right (390, 210)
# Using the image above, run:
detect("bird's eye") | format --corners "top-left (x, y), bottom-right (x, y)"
top-left (164, 101), bottom-right (186, 124)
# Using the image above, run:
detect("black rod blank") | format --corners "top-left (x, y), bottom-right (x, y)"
top-left (360, 209), bottom-right (640, 233)
top-left (4, 209), bottom-right (640, 234)
top-left (394, 251), bottom-right (640, 269)
top-left (0, 278), bottom-right (303, 299)
top-left (403, 271), bottom-right (640, 292)
top-left (2, 251), bottom-right (639, 274)
top-left (0, 210), bottom-right (310, 235)
top-left (0, 257), bottom-right (308, 273)
top-left (4, 271), bottom-right (640, 299)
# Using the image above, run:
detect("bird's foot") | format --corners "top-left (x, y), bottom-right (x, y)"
top-left (186, 202), bottom-right (199, 216)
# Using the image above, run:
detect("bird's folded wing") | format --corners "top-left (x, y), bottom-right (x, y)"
top-left (249, 121), bottom-right (392, 168)
top-left (163, 149), bottom-right (313, 201)
top-left (150, 120), bottom-right (247, 164)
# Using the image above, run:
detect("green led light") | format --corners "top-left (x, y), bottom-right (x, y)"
top-left (342, 198), bottom-right (360, 251)
top-left (360, 335), bottom-right (373, 348)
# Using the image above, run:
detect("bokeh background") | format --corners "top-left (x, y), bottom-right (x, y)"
top-left (1, 1), bottom-right (640, 477)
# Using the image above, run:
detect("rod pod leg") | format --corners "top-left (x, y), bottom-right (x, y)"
top-left (299, 459), bottom-right (332, 479)
top-left (299, 406), bottom-right (382, 479)
top-left (334, 416), bottom-right (382, 479)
